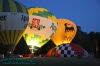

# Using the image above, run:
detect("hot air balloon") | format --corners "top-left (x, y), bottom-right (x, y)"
top-left (51, 19), bottom-right (77, 46)
top-left (23, 7), bottom-right (58, 53)
top-left (47, 43), bottom-right (89, 57)
top-left (0, 0), bottom-right (28, 57)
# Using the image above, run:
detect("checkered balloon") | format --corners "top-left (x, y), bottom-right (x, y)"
top-left (47, 43), bottom-right (89, 57)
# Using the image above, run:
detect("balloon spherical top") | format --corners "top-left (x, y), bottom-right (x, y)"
top-left (0, 0), bottom-right (29, 54)
top-left (28, 7), bottom-right (57, 22)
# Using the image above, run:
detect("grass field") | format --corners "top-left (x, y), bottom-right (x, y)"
top-left (0, 56), bottom-right (100, 65)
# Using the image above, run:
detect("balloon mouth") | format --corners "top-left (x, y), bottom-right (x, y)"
top-left (28, 41), bottom-right (38, 47)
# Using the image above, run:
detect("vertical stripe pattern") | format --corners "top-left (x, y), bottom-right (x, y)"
top-left (0, 0), bottom-right (28, 52)
top-left (17, 2), bottom-right (28, 13)
top-left (0, 0), bottom-right (3, 12)
top-left (9, 0), bottom-right (17, 12)
top-left (0, 0), bottom-right (28, 13)
top-left (14, 1), bottom-right (23, 12)
top-left (3, 0), bottom-right (10, 12)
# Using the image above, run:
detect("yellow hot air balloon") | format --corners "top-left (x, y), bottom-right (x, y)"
top-left (52, 19), bottom-right (77, 46)
top-left (0, 0), bottom-right (28, 56)
top-left (23, 7), bottom-right (58, 53)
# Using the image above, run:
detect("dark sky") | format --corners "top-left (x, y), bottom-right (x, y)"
top-left (16, 0), bottom-right (100, 33)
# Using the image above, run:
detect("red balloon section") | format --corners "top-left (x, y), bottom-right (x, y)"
top-left (47, 43), bottom-right (89, 57)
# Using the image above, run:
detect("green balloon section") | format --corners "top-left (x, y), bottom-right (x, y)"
top-left (0, 0), bottom-right (28, 55)
top-left (28, 7), bottom-right (57, 22)
top-left (0, 0), bottom-right (27, 13)
top-left (24, 34), bottom-right (49, 53)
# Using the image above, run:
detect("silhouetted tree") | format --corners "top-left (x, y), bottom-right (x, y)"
top-left (72, 26), bottom-right (95, 53)
top-left (88, 32), bottom-right (100, 58)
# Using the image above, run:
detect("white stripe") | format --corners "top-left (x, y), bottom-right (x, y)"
top-left (0, 12), bottom-right (28, 30)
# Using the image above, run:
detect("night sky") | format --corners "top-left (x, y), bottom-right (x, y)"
top-left (16, 0), bottom-right (100, 33)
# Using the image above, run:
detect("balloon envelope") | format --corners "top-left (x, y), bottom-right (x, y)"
top-left (47, 43), bottom-right (89, 57)
top-left (28, 7), bottom-right (57, 22)
top-left (0, 0), bottom-right (28, 53)
top-left (23, 7), bottom-right (58, 53)
top-left (52, 19), bottom-right (77, 46)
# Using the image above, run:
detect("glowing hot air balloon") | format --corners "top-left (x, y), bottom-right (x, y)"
top-left (52, 19), bottom-right (77, 46)
top-left (23, 7), bottom-right (58, 53)
top-left (0, 0), bottom-right (28, 56)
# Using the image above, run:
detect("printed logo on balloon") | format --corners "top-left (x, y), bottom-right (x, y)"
top-left (64, 23), bottom-right (75, 32)
top-left (50, 23), bottom-right (57, 38)
top-left (64, 22), bottom-right (76, 43)
top-left (30, 18), bottom-right (45, 30)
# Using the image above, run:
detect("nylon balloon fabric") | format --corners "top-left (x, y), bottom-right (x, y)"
top-left (47, 43), bottom-right (89, 57)
top-left (0, 0), bottom-right (28, 54)
top-left (23, 7), bottom-right (58, 53)
top-left (28, 7), bottom-right (57, 22)
top-left (51, 19), bottom-right (77, 46)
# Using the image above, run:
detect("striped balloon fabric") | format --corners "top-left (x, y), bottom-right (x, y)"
top-left (0, 0), bottom-right (28, 53)
top-left (0, 0), bottom-right (27, 13)
top-left (47, 43), bottom-right (89, 57)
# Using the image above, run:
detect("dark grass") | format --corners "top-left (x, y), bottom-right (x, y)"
top-left (0, 56), bottom-right (100, 66)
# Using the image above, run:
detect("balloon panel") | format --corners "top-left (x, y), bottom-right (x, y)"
top-left (0, 12), bottom-right (28, 30)
top-left (0, 30), bottom-right (25, 51)
top-left (0, 30), bottom-right (24, 44)
top-left (24, 15), bottom-right (58, 39)
top-left (0, 0), bottom-right (27, 13)
top-left (28, 7), bottom-right (57, 22)
top-left (0, 0), bottom-right (29, 53)
top-left (52, 19), bottom-right (77, 46)
top-left (0, 12), bottom-right (28, 52)
top-left (23, 34), bottom-right (49, 53)
top-left (23, 34), bottom-right (49, 47)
